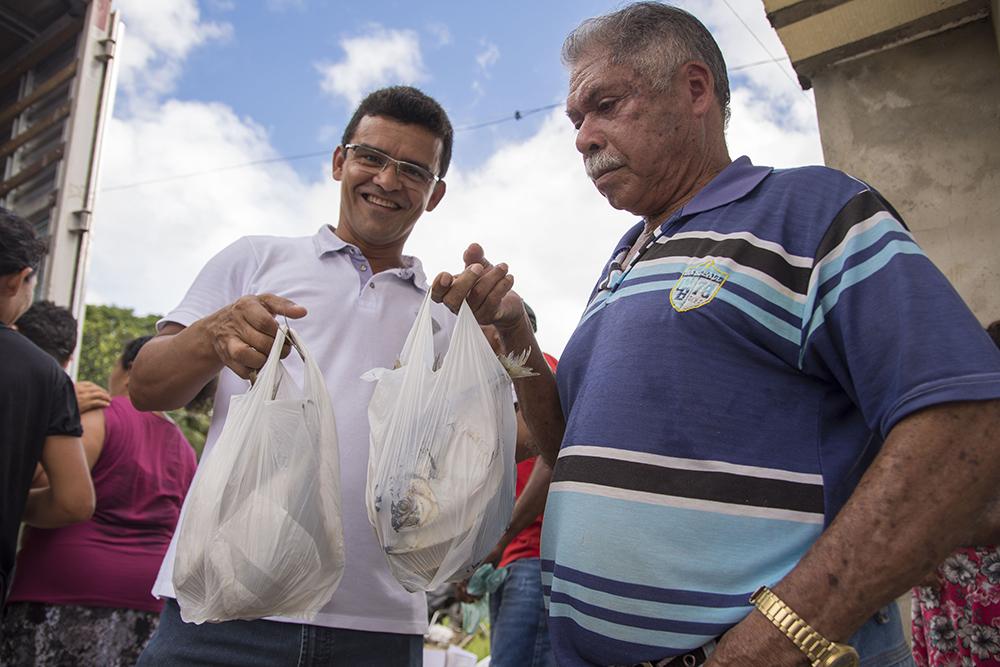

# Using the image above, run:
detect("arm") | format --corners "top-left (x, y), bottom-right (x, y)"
top-left (31, 408), bottom-right (106, 486)
top-left (707, 398), bottom-right (1000, 666)
top-left (431, 244), bottom-right (565, 465)
top-left (23, 434), bottom-right (96, 528)
top-left (129, 294), bottom-right (306, 411)
top-left (962, 495), bottom-right (1000, 546)
top-left (486, 456), bottom-right (553, 565)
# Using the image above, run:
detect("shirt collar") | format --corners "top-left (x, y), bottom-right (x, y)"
top-left (607, 156), bottom-right (773, 266)
top-left (678, 155), bottom-right (772, 217)
top-left (311, 225), bottom-right (429, 290)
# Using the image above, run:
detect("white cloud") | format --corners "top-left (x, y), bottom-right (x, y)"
top-left (90, 101), bottom-right (336, 315)
top-left (113, 0), bottom-right (231, 104)
top-left (476, 41), bottom-right (500, 72)
top-left (315, 27), bottom-right (426, 109)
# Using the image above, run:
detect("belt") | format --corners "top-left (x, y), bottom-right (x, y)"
top-left (624, 639), bottom-right (715, 667)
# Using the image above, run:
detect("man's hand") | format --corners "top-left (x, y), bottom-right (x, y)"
top-left (204, 294), bottom-right (307, 380)
top-left (130, 293), bottom-right (307, 411)
top-left (75, 381), bottom-right (110, 413)
top-left (704, 610), bottom-right (809, 666)
top-left (431, 244), bottom-right (525, 331)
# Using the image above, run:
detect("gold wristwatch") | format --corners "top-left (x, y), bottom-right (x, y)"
top-left (749, 586), bottom-right (859, 667)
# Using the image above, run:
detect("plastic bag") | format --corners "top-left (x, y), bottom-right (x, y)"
top-left (173, 325), bottom-right (345, 623)
top-left (461, 563), bottom-right (508, 634)
top-left (364, 294), bottom-right (517, 592)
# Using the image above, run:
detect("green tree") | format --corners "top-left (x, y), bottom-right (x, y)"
top-left (78, 305), bottom-right (159, 388)
top-left (78, 304), bottom-right (212, 457)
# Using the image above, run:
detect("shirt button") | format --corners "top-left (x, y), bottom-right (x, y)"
top-left (359, 265), bottom-right (368, 272)
top-left (369, 283), bottom-right (375, 289)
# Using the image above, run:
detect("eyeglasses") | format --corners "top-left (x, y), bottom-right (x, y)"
top-left (343, 144), bottom-right (439, 187)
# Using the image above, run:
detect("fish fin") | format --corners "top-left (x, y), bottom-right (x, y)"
top-left (498, 349), bottom-right (539, 379)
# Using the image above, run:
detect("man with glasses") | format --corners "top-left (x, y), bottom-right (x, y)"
top-left (1, 208), bottom-right (95, 616)
top-left (131, 86), bottom-right (456, 666)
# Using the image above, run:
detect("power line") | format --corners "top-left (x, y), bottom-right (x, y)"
top-left (719, 0), bottom-right (813, 105)
top-left (100, 150), bottom-right (330, 192)
top-left (99, 55), bottom-right (796, 193)
top-left (730, 56), bottom-right (789, 72)
top-left (455, 102), bottom-right (564, 131)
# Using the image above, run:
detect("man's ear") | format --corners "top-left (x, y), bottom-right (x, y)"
top-left (425, 180), bottom-right (446, 212)
top-left (0, 267), bottom-right (31, 297)
top-left (332, 145), bottom-right (346, 182)
top-left (682, 61), bottom-right (716, 118)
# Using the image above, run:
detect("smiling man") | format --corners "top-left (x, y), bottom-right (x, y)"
top-left (130, 86), bottom-right (456, 666)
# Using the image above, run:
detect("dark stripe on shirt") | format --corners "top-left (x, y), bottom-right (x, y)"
top-left (814, 189), bottom-right (894, 263)
top-left (553, 454), bottom-right (825, 514)
top-left (542, 560), bottom-right (752, 608)
top-left (641, 236), bottom-right (811, 295)
top-left (548, 590), bottom-right (733, 636)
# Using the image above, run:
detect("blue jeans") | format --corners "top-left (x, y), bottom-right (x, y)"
top-left (489, 558), bottom-right (556, 667)
top-left (849, 601), bottom-right (914, 667)
top-left (137, 599), bottom-right (422, 666)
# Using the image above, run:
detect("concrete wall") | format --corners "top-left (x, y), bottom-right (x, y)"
top-left (812, 18), bottom-right (1000, 323)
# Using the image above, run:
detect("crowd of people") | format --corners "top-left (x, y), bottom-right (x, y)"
top-left (2, 2), bottom-right (1000, 666)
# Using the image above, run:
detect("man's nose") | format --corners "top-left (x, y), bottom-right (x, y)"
top-left (575, 117), bottom-right (604, 156)
top-left (372, 162), bottom-right (403, 191)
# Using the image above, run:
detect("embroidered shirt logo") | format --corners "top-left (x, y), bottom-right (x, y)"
top-left (670, 259), bottom-right (729, 312)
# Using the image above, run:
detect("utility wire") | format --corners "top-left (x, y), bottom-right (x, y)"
top-left (101, 150), bottom-right (330, 192)
top-left (730, 55), bottom-right (789, 72)
top-left (455, 102), bottom-right (564, 131)
top-left (99, 55), bottom-right (792, 193)
top-left (719, 0), bottom-right (813, 105)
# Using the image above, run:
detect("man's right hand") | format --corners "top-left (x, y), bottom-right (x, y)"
top-left (204, 294), bottom-right (307, 380)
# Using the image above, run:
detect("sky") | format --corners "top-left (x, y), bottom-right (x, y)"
top-left (89, 0), bottom-right (824, 357)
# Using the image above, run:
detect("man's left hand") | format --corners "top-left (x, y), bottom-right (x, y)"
top-left (704, 611), bottom-right (809, 666)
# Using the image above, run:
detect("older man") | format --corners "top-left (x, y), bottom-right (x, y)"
top-left (131, 86), bottom-right (458, 666)
top-left (433, 3), bottom-right (1000, 667)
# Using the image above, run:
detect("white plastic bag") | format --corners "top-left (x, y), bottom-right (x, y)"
top-left (173, 325), bottom-right (345, 623)
top-left (364, 294), bottom-right (517, 592)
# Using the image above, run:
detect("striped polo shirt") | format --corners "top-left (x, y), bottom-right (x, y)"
top-left (542, 156), bottom-right (1000, 666)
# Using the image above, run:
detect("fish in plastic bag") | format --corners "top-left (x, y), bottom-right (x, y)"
top-left (363, 294), bottom-right (517, 592)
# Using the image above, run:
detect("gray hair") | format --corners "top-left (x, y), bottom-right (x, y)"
top-left (562, 2), bottom-right (731, 125)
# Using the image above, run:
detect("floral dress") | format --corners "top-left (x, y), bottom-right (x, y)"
top-left (912, 547), bottom-right (1000, 666)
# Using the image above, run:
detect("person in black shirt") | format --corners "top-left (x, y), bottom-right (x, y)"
top-left (16, 300), bottom-right (111, 413)
top-left (0, 208), bottom-right (94, 611)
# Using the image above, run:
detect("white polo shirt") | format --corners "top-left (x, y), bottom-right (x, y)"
top-left (152, 225), bottom-right (455, 634)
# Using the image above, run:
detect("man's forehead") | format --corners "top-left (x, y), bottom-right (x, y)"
top-left (351, 115), bottom-right (442, 166)
top-left (568, 60), bottom-right (637, 106)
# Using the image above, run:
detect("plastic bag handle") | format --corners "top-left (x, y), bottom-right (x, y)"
top-left (248, 325), bottom-right (290, 397)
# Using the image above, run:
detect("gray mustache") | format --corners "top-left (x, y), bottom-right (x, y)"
top-left (585, 152), bottom-right (625, 180)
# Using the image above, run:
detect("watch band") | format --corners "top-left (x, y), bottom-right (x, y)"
top-left (749, 586), bottom-right (838, 666)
